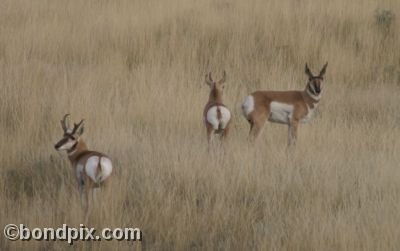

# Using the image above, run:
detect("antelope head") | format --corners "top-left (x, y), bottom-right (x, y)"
top-left (305, 62), bottom-right (328, 97)
top-left (54, 114), bottom-right (85, 151)
top-left (205, 71), bottom-right (227, 94)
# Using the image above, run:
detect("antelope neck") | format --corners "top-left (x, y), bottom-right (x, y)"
top-left (67, 141), bottom-right (79, 154)
top-left (304, 88), bottom-right (321, 105)
top-left (209, 89), bottom-right (223, 103)
top-left (67, 140), bottom-right (88, 161)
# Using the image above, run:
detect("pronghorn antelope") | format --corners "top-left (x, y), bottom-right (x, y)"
top-left (203, 71), bottom-right (231, 143)
top-left (242, 63), bottom-right (328, 146)
top-left (54, 114), bottom-right (113, 217)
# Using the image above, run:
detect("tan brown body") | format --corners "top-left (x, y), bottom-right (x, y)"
top-left (242, 63), bottom-right (327, 145)
top-left (67, 140), bottom-right (110, 190)
top-left (203, 71), bottom-right (231, 143)
top-left (54, 114), bottom-right (113, 220)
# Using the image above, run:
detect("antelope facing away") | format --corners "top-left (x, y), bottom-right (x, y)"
top-left (54, 114), bottom-right (113, 217)
top-left (203, 71), bottom-right (231, 143)
top-left (242, 63), bottom-right (328, 146)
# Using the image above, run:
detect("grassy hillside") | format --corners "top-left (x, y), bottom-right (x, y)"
top-left (1, 0), bottom-right (400, 250)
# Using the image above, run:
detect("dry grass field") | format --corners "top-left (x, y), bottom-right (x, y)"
top-left (1, 0), bottom-right (400, 250)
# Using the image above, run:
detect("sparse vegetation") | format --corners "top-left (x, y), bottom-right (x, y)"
top-left (375, 8), bottom-right (395, 35)
top-left (1, 0), bottom-right (400, 250)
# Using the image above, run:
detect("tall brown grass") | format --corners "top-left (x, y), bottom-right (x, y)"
top-left (1, 0), bottom-right (400, 250)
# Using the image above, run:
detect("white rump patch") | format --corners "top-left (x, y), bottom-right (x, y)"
top-left (99, 157), bottom-right (113, 182)
top-left (242, 95), bottom-right (254, 118)
top-left (206, 106), bottom-right (219, 128)
top-left (85, 156), bottom-right (100, 183)
top-left (218, 106), bottom-right (231, 129)
top-left (206, 106), bottom-right (231, 130)
top-left (84, 156), bottom-right (113, 183)
top-left (269, 101), bottom-right (294, 124)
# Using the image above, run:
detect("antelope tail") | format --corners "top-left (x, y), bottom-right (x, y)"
top-left (95, 158), bottom-right (103, 184)
top-left (217, 107), bottom-right (223, 131)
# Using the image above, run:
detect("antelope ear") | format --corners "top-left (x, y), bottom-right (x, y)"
top-left (319, 62), bottom-right (328, 77)
top-left (60, 113), bottom-right (70, 132)
top-left (205, 73), bottom-right (213, 86)
top-left (76, 124), bottom-right (84, 136)
top-left (305, 63), bottom-right (313, 79)
top-left (219, 70), bottom-right (226, 84)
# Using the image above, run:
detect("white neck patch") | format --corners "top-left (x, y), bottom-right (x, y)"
top-left (68, 148), bottom-right (77, 156)
top-left (306, 88), bottom-right (321, 101)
